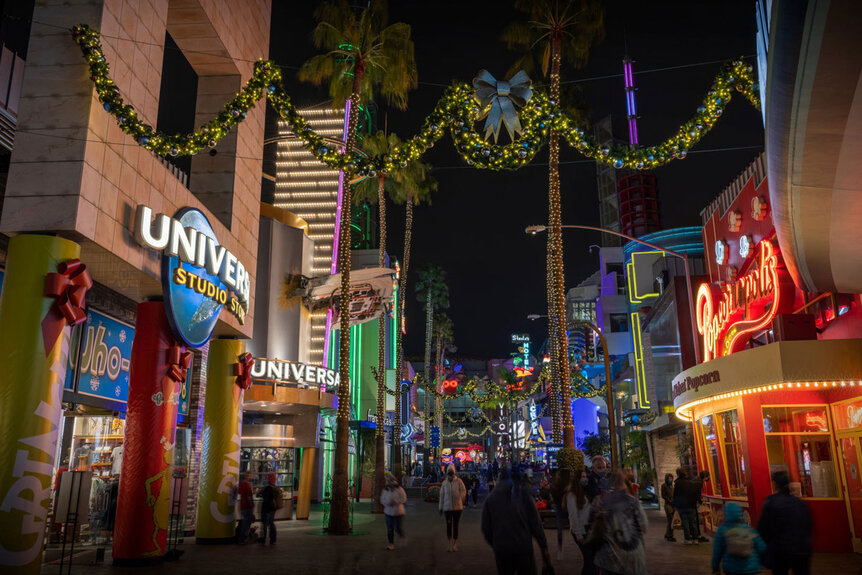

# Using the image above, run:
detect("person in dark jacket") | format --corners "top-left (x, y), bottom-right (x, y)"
top-left (481, 468), bottom-right (551, 575)
top-left (757, 471), bottom-right (812, 575)
top-left (673, 467), bottom-right (700, 544)
top-left (257, 472), bottom-right (278, 545)
top-left (660, 473), bottom-right (676, 542)
top-left (711, 502), bottom-right (766, 575)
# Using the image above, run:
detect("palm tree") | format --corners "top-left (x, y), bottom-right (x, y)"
top-left (299, 0), bottom-right (417, 535)
top-left (503, 0), bottom-right (604, 449)
top-left (431, 312), bottom-right (455, 433)
top-left (414, 264), bottom-right (450, 460)
top-left (392, 164), bottom-right (435, 480)
top-left (354, 130), bottom-right (409, 512)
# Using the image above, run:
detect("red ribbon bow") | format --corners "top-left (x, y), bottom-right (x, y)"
top-left (234, 352), bottom-right (255, 390)
top-left (166, 344), bottom-right (193, 385)
top-left (42, 259), bottom-right (93, 356)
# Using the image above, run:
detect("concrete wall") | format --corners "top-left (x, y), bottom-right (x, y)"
top-left (1, 0), bottom-right (271, 338)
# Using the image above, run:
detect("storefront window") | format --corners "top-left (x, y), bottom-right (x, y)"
top-left (241, 447), bottom-right (295, 497)
top-left (717, 410), bottom-right (746, 498)
top-left (763, 406), bottom-right (839, 498)
top-left (698, 414), bottom-right (722, 494)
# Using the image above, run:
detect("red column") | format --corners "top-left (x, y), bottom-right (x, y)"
top-left (113, 302), bottom-right (185, 564)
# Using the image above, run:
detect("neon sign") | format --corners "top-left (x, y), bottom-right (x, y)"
top-left (442, 378), bottom-right (459, 395)
top-left (696, 239), bottom-right (793, 361)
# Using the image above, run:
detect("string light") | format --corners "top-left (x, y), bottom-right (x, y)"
top-left (73, 25), bottom-right (760, 173)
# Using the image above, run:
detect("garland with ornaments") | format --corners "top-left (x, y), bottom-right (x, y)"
top-left (73, 24), bottom-right (760, 173)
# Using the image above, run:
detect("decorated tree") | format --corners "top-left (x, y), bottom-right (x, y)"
top-left (503, 0), bottom-right (605, 449)
top-left (431, 312), bottom-right (455, 433)
top-left (414, 264), bottom-right (450, 461)
top-left (299, 0), bottom-right (417, 535)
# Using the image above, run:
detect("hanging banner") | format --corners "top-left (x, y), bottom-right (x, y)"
top-left (0, 235), bottom-right (81, 575)
top-left (113, 302), bottom-right (188, 564)
top-left (306, 267), bottom-right (396, 326)
top-left (196, 339), bottom-right (245, 542)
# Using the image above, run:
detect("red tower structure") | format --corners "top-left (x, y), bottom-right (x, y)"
top-left (618, 173), bottom-right (660, 238)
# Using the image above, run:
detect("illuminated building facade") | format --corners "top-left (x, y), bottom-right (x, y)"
top-left (274, 105), bottom-right (347, 367)
top-left (673, 153), bottom-right (862, 552)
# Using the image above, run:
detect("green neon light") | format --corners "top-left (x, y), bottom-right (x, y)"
top-left (630, 311), bottom-right (650, 408)
top-left (391, 283), bottom-right (398, 369)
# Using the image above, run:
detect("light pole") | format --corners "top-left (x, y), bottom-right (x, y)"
top-left (526, 224), bottom-right (701, 365)
top-left (529, 314), bottom-right (619, 470)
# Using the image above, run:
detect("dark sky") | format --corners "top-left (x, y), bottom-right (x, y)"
top-left (269, 1), bottom-right (764, 360)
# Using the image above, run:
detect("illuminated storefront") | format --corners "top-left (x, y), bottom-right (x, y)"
top-left (674, 154), bottom-right (862, 553)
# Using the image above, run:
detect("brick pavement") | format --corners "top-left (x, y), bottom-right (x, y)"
top-left (42, 492), bottom-right (862, 575)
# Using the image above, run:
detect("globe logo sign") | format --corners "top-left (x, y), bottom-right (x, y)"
top-left (134, 206), bottom-right (250, 347)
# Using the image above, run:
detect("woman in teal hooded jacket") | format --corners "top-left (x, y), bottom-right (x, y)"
top-left (711, 502), bottom-right (766, 575)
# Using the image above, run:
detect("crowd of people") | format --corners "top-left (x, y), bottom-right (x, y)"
top-left (380, 457), bottom-right (815, 575)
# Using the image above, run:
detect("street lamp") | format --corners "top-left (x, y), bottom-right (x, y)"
top-left (525, 223), bottom-right (701, 365)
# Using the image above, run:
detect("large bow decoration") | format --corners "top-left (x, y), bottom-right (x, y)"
top-left (42, 259), bottom-right (93, 355)
top-left (158, 344), bottom-right (192, 405)
top-left (234, 352), bottom-right (255, 390)
top-left (472, 69), bottom-right (533, 143)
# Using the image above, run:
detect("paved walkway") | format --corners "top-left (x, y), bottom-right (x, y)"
top-left (42, 492), bottom-right (862, 575)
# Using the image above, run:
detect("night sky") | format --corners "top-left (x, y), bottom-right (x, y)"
top-left (268, 1), bottom-right (765, 360)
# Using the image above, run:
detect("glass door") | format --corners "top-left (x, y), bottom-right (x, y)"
top-left (838, 434), bottom-right (862, 552)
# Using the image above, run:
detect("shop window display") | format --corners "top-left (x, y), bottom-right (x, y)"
top-left (241, 447), bottom-right (295, 498)
top-left (717, 410), bottom-right (747, 498)
top-left (763, 406), bottom-right (839, 498)
top-left (698, 414), bottom-right (723, 494)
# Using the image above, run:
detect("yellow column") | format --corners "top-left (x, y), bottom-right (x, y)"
top-left (296, 447), bottom-right (316, 520)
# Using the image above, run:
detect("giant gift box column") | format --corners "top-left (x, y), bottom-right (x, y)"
top-left (0, 235), bottom-right (87, 575)
top-left (196, 338), bottom-right (247, 543)
top-left (112, 301), bottom-right (190, 564)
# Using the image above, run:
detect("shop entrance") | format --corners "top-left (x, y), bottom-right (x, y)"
top-left (838, 433), bottom-right (862, 552)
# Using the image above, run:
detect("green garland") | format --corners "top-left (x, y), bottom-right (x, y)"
top-left (73, 24), bottom-right (760, 173)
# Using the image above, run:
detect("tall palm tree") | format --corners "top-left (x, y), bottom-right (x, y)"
top-left (354, 130), bottom-right (410, 512)
top-left (432, 312), bottom-right (455, 433)
top-left (414, 264), bottom-right (450, 460)
top-left (299, 0), bottom-right (417, 535)
top-left (392, 164), bottom-right (435, 480)
top-left (503, 0), bottom-right (604, 449)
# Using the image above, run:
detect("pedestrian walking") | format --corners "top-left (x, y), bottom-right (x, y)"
top-left (757, 470), bottom-right (812, 575)
top-left (592, 470), bottom-right (648, 575)
top-left (711, 502), bottom-right (766, 575)
top-left (565, 468), bottom-right (594, 575)
top-left (673, 467), bottom-right (700, 544)
top-left (439, 463), bottom-right (466, 552)
top-left (236, 472), bottom-right (255, 544)
top-left (696, 470), bottom-right (711, 543)
top-left (550, 469), bottom-right (571, 560)
top-left (481, 468), bottom-right (552, 575)
top-left (586, 455), bottom-right (609, 500)
top-left (380, 471), bottom-right (407, 550)
top-left (257, 472), bottom-right (279, 545)
top-left (660, 473), bottom-right (677, 542)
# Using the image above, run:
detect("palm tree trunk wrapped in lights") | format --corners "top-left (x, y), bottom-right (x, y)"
top-left (393, 196), bottom-right (412, 480)
top-left (299, 0), bottom-right (418, 535)
top-left (374, 173), bottom-right (387, 512)
top-left (503, 0), bottom-right (604, 449)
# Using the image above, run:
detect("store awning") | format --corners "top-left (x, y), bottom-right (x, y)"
top-left (673, 339), bottom-right (862, 421)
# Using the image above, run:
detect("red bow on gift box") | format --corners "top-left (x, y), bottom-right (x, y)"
top-left (234, 352), bottom-right (255, 390)
top-left (42, 259), bottom-right (93, 356)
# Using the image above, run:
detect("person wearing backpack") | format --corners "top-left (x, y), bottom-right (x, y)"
top-left (711, 502), bottom-right (765, 575)
top-left (257, 472), bottom-right (279, 545)
top-left (593, 470), bottom-right (648, 575)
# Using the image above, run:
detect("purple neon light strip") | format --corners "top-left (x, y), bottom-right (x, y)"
top-left (323, 99), bottom-right (352, 366)
top-left (623, 60), bottom-right (639, 146)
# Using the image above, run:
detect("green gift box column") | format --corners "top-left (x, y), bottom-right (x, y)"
top-left (196, 338), bottom-right (246, 543)
top-left (0, 235), bottom-right (81, 575)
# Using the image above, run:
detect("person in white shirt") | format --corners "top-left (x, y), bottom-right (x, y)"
top-left (438, 464), bottom-right (466, 552)
top-left (379, 472), bottom-right (407, 550)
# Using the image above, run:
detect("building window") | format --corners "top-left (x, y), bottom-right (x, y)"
top-left (717, 410), bottom-right (746, 498)
top-left (762, 406), bottom-right (839, 498)
top-left (698, 414), bottom-right (722, 494)
top-left (609, 313), bottom-right (628, 333)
